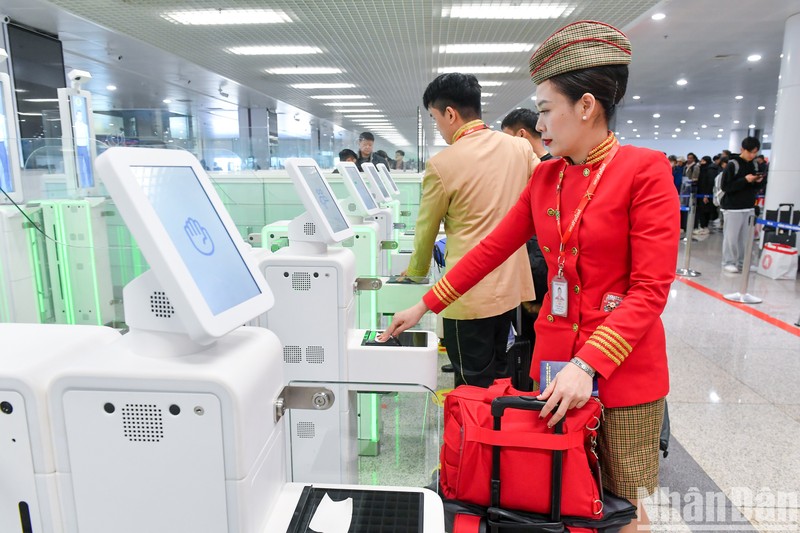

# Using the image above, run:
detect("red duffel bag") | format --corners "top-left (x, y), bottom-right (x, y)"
top-left (440, 378), bottom-right (604, 519)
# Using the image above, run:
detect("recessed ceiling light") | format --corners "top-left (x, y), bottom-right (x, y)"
top-left (344, 114), bottom-right (386, 119)
top-left (292, 83), bottom-right (355, 89)
top-left (675, 128), bottom-right (681, 132)
top-left (680, 120), bottom-right (686, 124)
top-left (530, 96), bottom-right (537, 101)
top-left (693, 132), bottom-right (698, 135)
top-left (734, 95), bottom-right (744, 100)
top-left (161, 9), bottom-right (291, 25)
top-left (480, 81), bottom-right (504, 87)
top-left (632, 95), bottom-right (641, 100)
top-left (337, 109), bottom-right (382, 113)
top-left (310, 95), bottom-right (366, 99)
top-left (688, 106), bottom-right (695, 110)
top-left (651, 13), bottom-right (666, 20)
top-left (696, 137), bottom-right (701, 140)
top-left (636, 134), bottom-right (640, 138)
top-left (671, 134), bottom-right (677, 138)
top-left (440, 43), bottom-right (534, 54)
top-left (496, 120), bottom-right (502, 124)
top-left (757, 106), bottom-right (766, 110)
top-left (653, 113), bottom-right (661, 118)
top-left (626, 120), bottom-right (633, 124)
top-left (483, 93), bottom-right (495, 97)
top-left (443, 4), bottom-right (574, 19)
top-left (733, 120), bottom-right (740, 124)
top-left (747, 54), bottom-right (762, 62)
top-left (748, 124), bottom-right (756, 128)
top-left (632, 129), bottom-right (638, 132)
top-left (324, 102), bottom-right (374, 107)
top-left (266, 67), bottom-right (342, 75)
top-left (676, 78), bottom-right (688, 86)
top-left (713, 114), bottom-right (720, 118)
top-left (438, 66), bottom-right (516, 74)
top-left (763, 134), bottom-right (769, 138)
top-left (162, 99), bottom-right (172, 104)
top-left (106, 85), bottom-right (117, 91)
top-left (718, 128), bottom-right (724, 132)
top-left (228, 45), bottom-right (321, 55)
top-left (717, 134), bottom-right (723, 138)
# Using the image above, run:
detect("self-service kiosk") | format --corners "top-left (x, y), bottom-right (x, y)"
top-left (260, 158), bottom-right (438, 484)
top-left (39, 148), bottom-right (442, 532)
top-left (0, 323), bottom-right (120, 533)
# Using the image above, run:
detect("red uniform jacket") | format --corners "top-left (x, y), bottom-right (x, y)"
top-left (424, 141), bottom-right (680, 408)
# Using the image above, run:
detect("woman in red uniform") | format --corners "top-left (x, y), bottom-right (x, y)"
top-left (380, 20), bottom-right (679, 531)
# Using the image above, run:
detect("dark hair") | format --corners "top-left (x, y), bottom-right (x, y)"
top-left (667, 155), bottom-right (677, 162)
top-left (741, 136), bottom-right (761, 152)
top-left (339, 148), bottom-right (358, 161)
top-left (358, 132), bottom-right (375, 142)
top-left (701, 155), bottom-right (712, 164)
top-left (547, 64), bottom-right (628, 123)
top-left (395, 150), bottom-right (405, 156)
top-left (687, 152), bottom-right (697, 162)
top-left (422, 73), bottom-right (482, 120)
top-left (501, 108), bottom-right (541, 138)
top-left (376, 149), bottom-right (389, 159)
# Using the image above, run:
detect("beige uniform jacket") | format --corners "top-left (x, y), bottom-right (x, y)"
top-left (407, 121), bottom-right (537, 320)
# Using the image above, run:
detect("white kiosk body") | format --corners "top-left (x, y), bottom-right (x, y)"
top-left (47, 148), bottom-right (285, 533)
top-left (0, 323), bottom-right (120, 533)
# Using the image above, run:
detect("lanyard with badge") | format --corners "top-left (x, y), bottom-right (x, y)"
top-left (452, 122), bottom-right (488, 143)
top-left (551, 143), bottom-right (619, 317)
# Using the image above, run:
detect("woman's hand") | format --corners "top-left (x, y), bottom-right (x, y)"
top-left (377, 300), bottom-right (429, 341)
top-left (537, 362), bottom-right (594, 427)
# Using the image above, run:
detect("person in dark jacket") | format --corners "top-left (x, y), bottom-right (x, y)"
top-left (720, 137), bottom-right (764, 272)
top-left (693, 155), bottom-right (717, 234)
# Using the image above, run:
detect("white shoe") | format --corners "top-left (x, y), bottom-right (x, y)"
top-left (723, 264), bottom-right (739, 273)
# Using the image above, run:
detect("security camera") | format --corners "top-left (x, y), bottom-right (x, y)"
top-left (68, 69), bottom-right (92, 89)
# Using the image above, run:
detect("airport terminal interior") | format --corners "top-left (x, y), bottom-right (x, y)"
top-left (0, 1), bottom-right (798, 532)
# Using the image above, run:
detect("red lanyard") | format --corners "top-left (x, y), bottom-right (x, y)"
top-left (453, 122), bottom-right (488, 143)
top-left (554, 143), bottom-right (619, 277)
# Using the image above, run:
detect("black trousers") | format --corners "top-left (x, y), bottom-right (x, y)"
top-left (442, 309), bottom-right (516, 388)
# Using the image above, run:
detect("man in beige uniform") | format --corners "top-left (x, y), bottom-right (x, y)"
top-left (406, 72), bottom-right (536, 387)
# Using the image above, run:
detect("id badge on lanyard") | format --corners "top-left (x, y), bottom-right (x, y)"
top-left (551, 274), bottom-right (568, 317)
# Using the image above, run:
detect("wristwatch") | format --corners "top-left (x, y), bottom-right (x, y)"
top-left (570, 356), bottom-right (596, 378)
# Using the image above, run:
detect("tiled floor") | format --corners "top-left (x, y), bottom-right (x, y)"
top-left (364, 228), bottom-right (800, 532)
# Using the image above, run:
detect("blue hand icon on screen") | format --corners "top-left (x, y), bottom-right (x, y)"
top-left (184, 217), bottom-right (215, 256)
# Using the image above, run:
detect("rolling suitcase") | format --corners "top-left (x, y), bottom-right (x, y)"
top-left (763, 203), bottom-right (798, 247)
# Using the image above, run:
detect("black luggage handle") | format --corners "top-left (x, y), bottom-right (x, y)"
top-left (490, 396), bottom-right (565, 527)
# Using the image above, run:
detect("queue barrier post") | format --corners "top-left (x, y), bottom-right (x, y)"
top-left (677, 192), bottom-right (701, 277)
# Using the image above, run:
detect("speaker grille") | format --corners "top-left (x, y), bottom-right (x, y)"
top-left (150, 291), bottom-right (175, 318)
top-left (306, 346), bottom-right (324, 364)
top-left (292, 272), bottom-right (311, 291)
top-left (303, 222), bottom-right (316, 236)
top-left (121, 403), bottom-right (164, 442)
top-left (297, 421), bottom-right (315, 439)
top-left (284, 345), bottom-right (302, 364)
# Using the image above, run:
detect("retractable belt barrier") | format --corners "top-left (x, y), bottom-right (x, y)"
top-left (724, 214), bottom-right (762, 304)
top-left (756, 218), bottom-right (800, 233)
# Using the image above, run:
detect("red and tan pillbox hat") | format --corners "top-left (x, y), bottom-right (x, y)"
top-left (529, 20), bottom-right (632, 84)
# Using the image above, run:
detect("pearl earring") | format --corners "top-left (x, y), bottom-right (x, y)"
top-left (582, 115), bottom-right (587, 121)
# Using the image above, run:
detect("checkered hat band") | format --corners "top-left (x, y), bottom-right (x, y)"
top-left (530, 38), bottom-right (631, 83)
